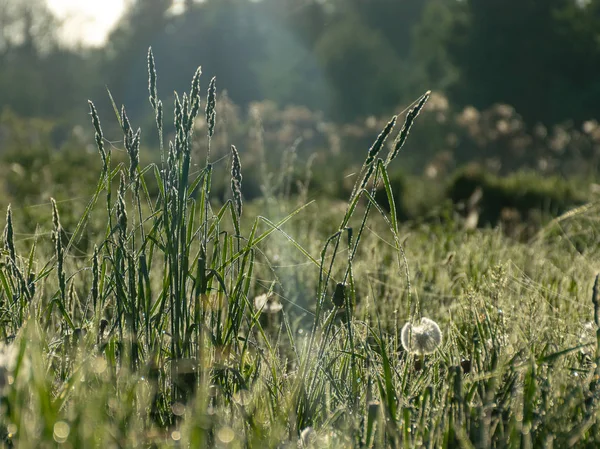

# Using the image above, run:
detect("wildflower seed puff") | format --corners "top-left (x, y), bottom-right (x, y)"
top-left (0, 343), bottom-right (17, 392)
top-left (401, 317), bottom-right (442, 355)
top-left (254, 293), bottom-right (283, 314)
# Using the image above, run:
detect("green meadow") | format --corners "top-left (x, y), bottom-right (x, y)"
top-left (1, 50), bottom-right (600, 449)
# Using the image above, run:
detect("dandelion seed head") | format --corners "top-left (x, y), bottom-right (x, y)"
top-left (254, 293), bottom-right (283, 314)
top-left (0, 344), bottom-right (16, 368)
top-left (401, 317), bottom-right (442, 355)
top-left (0, 343), bottom-right (17, 391)
top-left (299, 427), bottom-right (317, 448)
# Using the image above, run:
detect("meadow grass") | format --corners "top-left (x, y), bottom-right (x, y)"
top-left (1, 50), bottom-right (600, 448)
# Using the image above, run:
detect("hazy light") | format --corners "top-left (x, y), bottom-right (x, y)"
top-left (46, 0), bottom-right (126, 46)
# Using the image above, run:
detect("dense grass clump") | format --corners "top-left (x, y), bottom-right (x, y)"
top-left (0, 51), bottom-right (600, 448)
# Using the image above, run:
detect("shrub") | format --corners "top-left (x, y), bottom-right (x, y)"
top-left (448, 164), bottom-right (588, 228)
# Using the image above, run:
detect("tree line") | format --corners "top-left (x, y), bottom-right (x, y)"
top-left (1, 0), bottom-right (599, 130)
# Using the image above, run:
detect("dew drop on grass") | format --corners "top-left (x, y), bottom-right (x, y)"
top-left (172, 402), bottom-right (185, 416)
top-left (233, 390), bottom-right (251, 406)
top-left (6, 424), bottom-right (16, 438)
top-left (217, 426), bottom-right (235, 444)
top-left (93, 357), bottom-right (107, 374)
top-left (53, 421), bottom-right (70, 443)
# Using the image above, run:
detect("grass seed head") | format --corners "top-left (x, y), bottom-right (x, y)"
top-left (387, 90), bottom-right (431, 163)
top-left (147, 47), bottom-right (157, 109)
top-left (206, 76), bottom-right (217, 138)
top-left (365, 115), bottom-right (396, 167)
top-left (88, 100), bottom-right (107, 170)
top-left (116, 174), bottom-right (128, 237)
top-left (4, 204), bottom-right (15, 264)
top-left (188, 66), bottom-right (202, 129)
top-left (156, 99), bottom-right (163, 128)
top-left (231, 145), bottom-right (243, 218)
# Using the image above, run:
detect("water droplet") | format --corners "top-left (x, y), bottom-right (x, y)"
top-left (53, 421), bottom-right (70, 443)
top-left (217, 426), bottom-right (235, 444)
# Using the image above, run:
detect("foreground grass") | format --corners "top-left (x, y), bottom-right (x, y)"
top-left (1, 51), bottom-right (600, 448)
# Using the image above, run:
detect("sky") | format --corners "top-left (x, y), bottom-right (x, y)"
top-left (46, 0), bottom-right (127, 46)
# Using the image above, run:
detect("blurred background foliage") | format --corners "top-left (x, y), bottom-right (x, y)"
top-left (1, 0), bottom-right (600, 235)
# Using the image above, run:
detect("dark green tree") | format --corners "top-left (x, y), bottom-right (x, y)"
top-left (253, 0), bottom-right (330, 110)
top-left (341, 0), bottom-right (426, 60)
top-left (103, 0), bottom-right (172, 118)
top-left (447, 0), bottom-right (600, 125)
top-left (259, 0), bottom-right (330, 47)
top-left (101, 0), bottom-right (266, 129)
top-left (0, 0), bottom-right (93, 125)
top-left (313, 10), bottom-right (405, 120)
top-left (0, 0), bottom-right (58, 118)
top-left (408, 0), bottom-right (460, 95)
